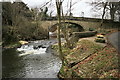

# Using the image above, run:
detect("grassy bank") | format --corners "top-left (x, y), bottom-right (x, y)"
top-left (3, 41), bottom-right (21, 49)
top-left (52, 39), bottom-right (119, 78)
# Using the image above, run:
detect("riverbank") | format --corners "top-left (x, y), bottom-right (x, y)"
top-left (2, 42), bottom-right (21, 50)
top-left (52, 36), bottom-right (119, 78)
top-left (2, 40), bottom-right (62, 78)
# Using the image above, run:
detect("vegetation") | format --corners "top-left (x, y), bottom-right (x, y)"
top-left (2, 2), bottom-right (49, 47)
top-left (52, 39), bottom-right (119, 78)
top-left (56, 0), bottom-right (65, 64)
top-left (95, 38), bottom-right (106, 43)
top-left (2, 0), bottom-right (119, 79)
top-left (73, 31), bottom-right (97, 38)
top-left (54, 1), bottom-right (119, 78)
top-left (95, 34), bottom-right (106, 43)
top-left (90, 1), bottom-right (120, 21)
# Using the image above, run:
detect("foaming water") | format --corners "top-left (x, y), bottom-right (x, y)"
top-left (3, 39), bottom-right (62, 78)
top-left (17, 44), bottom-right (47, 56)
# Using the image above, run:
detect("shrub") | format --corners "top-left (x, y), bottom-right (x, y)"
top-left (2, 26), bottom-right (19, 45)
top-left (73, 31), bottom-right (97, 38)
top-left (95, 38), bottom-right (106, 43)
top-left (89, 28), bottom-right (95, 31)
top-left (17, 18), bottom-right (48, 40)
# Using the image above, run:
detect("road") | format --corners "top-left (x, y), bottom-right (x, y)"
top-left (108, 31), bottom-right (120, 52)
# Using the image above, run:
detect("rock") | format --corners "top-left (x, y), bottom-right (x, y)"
top-left (33, 45), bottom-right (44, 49)
top-left (19, 40), bottom-right (28, 45)
top-left (38, 45), bottom-right (43, 48)
top-left (97, 34), bottom-right (104, 38)
top-left (42, 46), bottom-right (46, 48)
top-left (33, 46), bottom-right (38, 49)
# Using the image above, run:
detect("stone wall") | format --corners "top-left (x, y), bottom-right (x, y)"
top-left (40, 19), bottom-right (120, 36)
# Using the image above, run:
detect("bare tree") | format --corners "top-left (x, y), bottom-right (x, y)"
top-left (108, 2), bottom-right (120, 21)
top-left (56, 0), bottom-right (63, 62)
top-left (65, 0), bottom-right (77, 16)
top-left (61, 0), bottom-right (77, 48)
top-left (89, 1), bottom-right (120, 21)
top-left (61, 8), bottom-right (71, 48)
top-left (101, 2), bottom-right (108, 27)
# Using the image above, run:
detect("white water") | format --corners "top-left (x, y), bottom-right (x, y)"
top-left (17, 45), bottom-right (47, 56)
top-left (4, 40), bottom-right (62, 78)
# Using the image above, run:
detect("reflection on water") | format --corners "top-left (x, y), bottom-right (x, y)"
top-left (2, 40), bottom-right (62, 78)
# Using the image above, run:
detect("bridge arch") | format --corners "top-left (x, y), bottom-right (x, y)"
top-left (49, 22), bottom-right (84, 32)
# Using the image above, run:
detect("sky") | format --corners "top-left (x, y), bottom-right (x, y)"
top-left (0, 0), bottom-right (99, 18)
top-left (22, 0), bottom-right (97, 18)
top-left (0, 0), bottom-right (120, 19)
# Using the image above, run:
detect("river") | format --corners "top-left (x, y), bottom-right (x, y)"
top-left (2, 39), bottom-right (62, 78)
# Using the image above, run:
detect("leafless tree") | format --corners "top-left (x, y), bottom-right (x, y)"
top-left (89, 0), bottom-right (120, 21)
top-left (101, 2), bottom-right (108, 27)
top-left (56, 0), bottom-right (64, 62)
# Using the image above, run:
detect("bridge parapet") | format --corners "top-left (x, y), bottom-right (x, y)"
top-left (43, 17), bottom-right (117, 23)
top-left (40, 17), bottom-right (120, 37)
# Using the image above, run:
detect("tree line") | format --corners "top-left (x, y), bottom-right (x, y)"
top-left (90, 1), bottom-right (120, 22)
top-left (2, 2), bottom-right (50, 46)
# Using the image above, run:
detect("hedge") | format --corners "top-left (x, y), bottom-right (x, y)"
top-left (73, 31), bottom-right (97, 38)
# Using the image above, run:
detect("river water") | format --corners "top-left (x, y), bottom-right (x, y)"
top-left (2, 39), bottom-right (62, 78)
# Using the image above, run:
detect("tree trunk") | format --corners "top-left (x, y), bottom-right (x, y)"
top-left (100, 2), bottom-right (108, 27)
top-left (119, 15), bottom-right (120, 22)
top-left (61, 8), bottom-right (71, 48)
top-left (110, 9), bottom-right (115, 21)
top-left (56, 0), bottom-right (63, 62)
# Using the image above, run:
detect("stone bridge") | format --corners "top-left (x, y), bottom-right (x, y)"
top-left (40, 17), bottom-right (120, 35)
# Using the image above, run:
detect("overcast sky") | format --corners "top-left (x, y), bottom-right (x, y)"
top-left (22, 0), bottom-right (96, 18)
top-left (0, 0), bottom-right (99, 18)
top-left (1, 0), bottom-right (120, 19)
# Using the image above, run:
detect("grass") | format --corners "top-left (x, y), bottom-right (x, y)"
top-left (65, 40), bottom-right (103, 66)
top-left (52, 43), bottom-right (71, 56)
top-left (52, 39), bottom-right (119, 78)
top-left (3, 41), bottom-right (21, 49)
top-left (72, 44), bottom-right (119, 78)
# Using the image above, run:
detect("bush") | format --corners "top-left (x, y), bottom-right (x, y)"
top-left (2, 26), bottom-right (19, 45)
top-left (95, 38), bottom-right (106, 43)
top-left (73, 31), bottom-right (97, 38)
top-left (3, 17), bottom-right (48, 45)
top-left (89, 28), bottom-right (95, 31)
top-left (17, 18), bottom-right (48, 40)
top-left (97, 29), bottom-right (110, 35)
